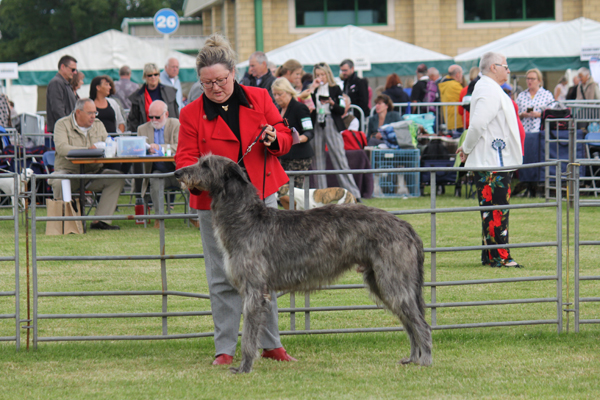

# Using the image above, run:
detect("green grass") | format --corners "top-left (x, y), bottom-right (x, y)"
top-left (0, 189), bottom-right (599, 399)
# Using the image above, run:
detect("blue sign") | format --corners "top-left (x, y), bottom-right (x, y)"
top-left (153, 9), bottom-right (180, 35)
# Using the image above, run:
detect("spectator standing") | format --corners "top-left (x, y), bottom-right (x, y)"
top-left (0, 94), bottom-right (13, 128)
top-left (366, 94), bottom-right (402, 145)
top-left (428, 67), bottom-right (441, 84)
top-left (438, 64), bottom-right (465, 135)
top-left (113, 66), bottom-right (139, 110)
top-left (458, 67), bottom-right (480, 129)
top-left (48, 98), bottom-right (125, 230)
top-left (566, 76), bottom-right (580, 100)
top-left (240, 51), bottom-right (277, 100)
top-left (410, 64), bottom-right (429, 113)
top-left (69, 71), bottom-right (85, 100)
top-left (309, 62), bottom-right (361, 200)
top-left (339, 59), bottom-right (370, 118)
top-left (554, 76), bottom-right (568, 101)
top-left (516, 68), bottom-right (554, 133)
top-left (187, 80), bottom-right (204, 103)
top-left (382, 73), bottom-right (409, 115)
top-left (275, 59), bottom-right (304, 92)
top-left (175, 34), bottom-right (295, 366)
top-left (576, 67), bottom-right (600, 100)
top-left (272, 78), bottom-right (314, 190)
top-left (46, 55), bottom-right (78, 134)
top-left (90, 75), bottom-right (125, 134)
top-left (456, 52), bottom-right (523, 268)
top-left (160, 57), bottom-right (184, 110)
top-left (127, 63), bottom-right (179, 132)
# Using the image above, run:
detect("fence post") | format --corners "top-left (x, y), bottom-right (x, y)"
top-left (13, 173), bottom-right (20, 350)
top-left (556, 163), bottom-right (563, 334)
top-left (430, 171), bottom-right (437, 327)
top-left (158, 178), bottom-right (168, 335)
top-left (573, 164), bottom-right (580, 333)
top-left (31, 175), bottom-right (38, 349)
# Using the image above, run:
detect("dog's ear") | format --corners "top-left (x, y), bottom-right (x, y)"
top-left (224, 163), bottom-right (248, 184)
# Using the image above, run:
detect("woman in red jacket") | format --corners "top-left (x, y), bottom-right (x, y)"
top-left (175, 34), bottom-right (295, 366)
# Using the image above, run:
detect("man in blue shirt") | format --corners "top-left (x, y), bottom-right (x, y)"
top-left (137, 100), bottom-right (180, 227)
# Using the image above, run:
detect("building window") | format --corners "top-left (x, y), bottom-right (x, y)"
top-left (464, 0), bottom-right (554, 22)
top-left (296, 0), bottom-right (387, 27)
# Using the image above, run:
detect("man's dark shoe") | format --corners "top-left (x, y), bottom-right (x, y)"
top-left (90, 221), bottom-right (120, 230)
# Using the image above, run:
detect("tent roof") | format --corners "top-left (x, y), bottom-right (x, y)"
top-left (15, 30), bottom-right (198, 85)
top-left (237, 25), bottom-right (453, 77)
top-left (454, 17), bottom-right (600, 71)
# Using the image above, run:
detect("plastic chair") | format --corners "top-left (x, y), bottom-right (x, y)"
top-left (585, 132), bottom-right (600, 198)
top-left (42, 151), bottom-right (55, 174)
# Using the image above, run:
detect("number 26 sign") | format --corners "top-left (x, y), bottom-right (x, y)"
top-left (153, 8), bottom-right (180, 35)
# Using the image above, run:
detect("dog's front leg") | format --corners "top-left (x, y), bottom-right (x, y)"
top-left (230, 288), bottom-right (270, 374)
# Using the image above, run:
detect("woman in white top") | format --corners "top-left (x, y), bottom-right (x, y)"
top-left (516, 68), bottom-right (554, 132)
top-left (554, 76), bottom-right (568, 102)
top-left (457, 52), bottom-right (523, 268)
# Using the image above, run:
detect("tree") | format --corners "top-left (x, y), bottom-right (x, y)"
top-left (0, 0), bottom-right (185, 64)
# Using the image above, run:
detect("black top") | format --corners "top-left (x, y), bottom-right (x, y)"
top-left (279, 98), bottom-right (314, 160)
top-left (410, 79), bottom-right (428, 103)
top-left (96, 104), bottom-right (116, 134)
top-left (147, 85), bottom-right (162, 103)
top-left (382, 85), bottom-right (410, 115)
top-left (342, 72), bottom-right (370, 117)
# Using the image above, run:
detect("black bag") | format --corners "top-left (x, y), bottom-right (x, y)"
top-left (540, 106), bottom-right (571, 131)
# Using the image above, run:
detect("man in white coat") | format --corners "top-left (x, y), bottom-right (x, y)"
top-left (456, 52), bottom-right (523, 268)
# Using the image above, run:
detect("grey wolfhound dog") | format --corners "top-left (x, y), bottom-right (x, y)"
top-left (175, 155), bottom-right (432, 373)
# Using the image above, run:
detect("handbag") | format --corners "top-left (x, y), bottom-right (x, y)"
top-left (540, 103), bottom-right (571, 131)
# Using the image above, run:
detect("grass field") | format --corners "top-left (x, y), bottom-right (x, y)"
top-left (1, 187), bottom-right (599, 399)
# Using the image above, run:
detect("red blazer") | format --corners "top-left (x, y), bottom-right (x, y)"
top-left (175, 86), bottom-right (292, 210)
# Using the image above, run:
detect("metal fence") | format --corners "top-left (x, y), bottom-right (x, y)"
top-left (0, 173), bottom-right (20, 350)
top-left (0, 161), bottom-right (574, 350)
top-left (573, 160), bottom-right (600, 332)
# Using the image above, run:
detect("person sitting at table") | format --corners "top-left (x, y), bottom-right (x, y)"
top-left (49, 98), bottom-right (125, 230)
top-left (136, 100), bottom-right (180, 228)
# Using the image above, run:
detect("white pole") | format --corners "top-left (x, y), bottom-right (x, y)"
top-left (164, 34), bottom-right (170, 60)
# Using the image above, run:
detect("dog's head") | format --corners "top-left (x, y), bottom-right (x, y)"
top-left (21, 168), bottom-right (34, 183)
top-left (175, 154), bottom-right (249, 195)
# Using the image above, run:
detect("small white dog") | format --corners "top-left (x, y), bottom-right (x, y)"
top-left (279, 187), bottom-right (357, 210)
top-left (0, 168), bottom-right (34, 209)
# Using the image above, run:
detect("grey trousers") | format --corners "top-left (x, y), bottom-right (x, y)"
top-left (313, 115), bottom-right (361, 199)
top-left (49, 169), bottom-right (125, 225)
top-left (197, 193), bottom-right (282, 357)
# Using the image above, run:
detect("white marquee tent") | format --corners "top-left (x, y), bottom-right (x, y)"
top-left (10, 29), bottom-right (198, 114)
top-left (236, 25), bottom-right (453, 78)
top-left (454, 17), bottom-right (600, 72)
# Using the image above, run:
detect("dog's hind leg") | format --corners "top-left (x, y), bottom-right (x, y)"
top-left (230, 287), bottom-right (270, 374)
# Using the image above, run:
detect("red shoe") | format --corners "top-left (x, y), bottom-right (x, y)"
top-left (212, 354), bottom-right (233, 365)
top-left (261, 347), bottom-right (297, 362)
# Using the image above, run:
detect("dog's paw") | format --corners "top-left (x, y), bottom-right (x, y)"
top-left (399, 357), bottom-right (414, 365)
top-left (229, 366), bottom-right (251, 374)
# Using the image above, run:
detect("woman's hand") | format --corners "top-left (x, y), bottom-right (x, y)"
top-left (299, 134), bottom-right (308, 144)
top-left (261, 124), bottom-right (277, 146)
top-left (456, 146), bottom-right (468, 163)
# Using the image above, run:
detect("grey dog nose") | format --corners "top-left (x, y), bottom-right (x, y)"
top-left (174, 169), bottom-right (183, 179)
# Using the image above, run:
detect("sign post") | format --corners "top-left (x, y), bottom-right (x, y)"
top-left (153, 9), bottom-right (180, 59)
top-left (0, 62), bottom-right (19, 97)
